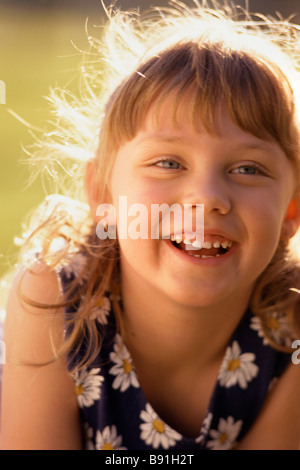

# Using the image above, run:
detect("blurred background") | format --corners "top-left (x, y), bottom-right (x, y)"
top-left (0, 0), bottom-right (299, 278)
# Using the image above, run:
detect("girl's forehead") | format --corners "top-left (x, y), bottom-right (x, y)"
top-left (139, 93), bottom-right (254, 141)
top-left (130, 100), bottom-right (286, 161)
top-left (134, 90), bottom-right (295, 164)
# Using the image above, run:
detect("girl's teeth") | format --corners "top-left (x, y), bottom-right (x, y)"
top-left (170, 235), bottom-right (233, 253)
top-left (202, 241), bottom-right (212, 249)
top-left (221, 240), bottom-right (233, 249)
top-left (191, 239), bottom-right (202, 248)
top-left (188, 253), bottom-right (221, 259)
top-left (170, 235), bottom-right (183, 243)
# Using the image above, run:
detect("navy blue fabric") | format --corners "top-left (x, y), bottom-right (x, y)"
top-left (59, 265), bottom-right (292, 450)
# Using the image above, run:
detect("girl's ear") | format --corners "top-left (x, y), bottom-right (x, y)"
top-left (85, 159), bottom-right (111, 222)
top-left (281, 195), bottom-right (300, 241)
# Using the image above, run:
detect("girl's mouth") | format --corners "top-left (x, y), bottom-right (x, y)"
top-left (170, 235), bottom-right (233, 258)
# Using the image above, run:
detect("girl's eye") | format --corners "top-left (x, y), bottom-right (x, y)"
top-left (155, 159), bottom-right (182, 170)
top-left (231, 164), bottom-right (264, 176)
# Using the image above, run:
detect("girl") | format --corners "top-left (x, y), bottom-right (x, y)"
top-left (1, 1), bottom-right (300, 450)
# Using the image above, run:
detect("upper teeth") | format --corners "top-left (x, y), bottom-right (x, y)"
top-left (170, 235), bottom-right (232, 249)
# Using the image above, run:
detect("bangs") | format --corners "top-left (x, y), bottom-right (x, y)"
top-left (101, 39), bottom-right (298, 165)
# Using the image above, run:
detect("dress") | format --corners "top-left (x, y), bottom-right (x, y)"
top-left (59, 255), bottom-right (294, 450)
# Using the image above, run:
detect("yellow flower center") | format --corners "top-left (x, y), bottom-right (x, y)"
top-left (153, 419), bottom-right (165, 434)
top-left (123, 358), bottom-right (132, 374)
top-left (97, 297), bottom-right (104, 308)
top-left (219, 433), bottom-right (228, 444)
top-left (227, 358), bottom-right (241, 371)
top-left (102, 442), bottom-right (115, 450)
top-left (265, 316), bottom-right (280, 331)
top-left (75, 384), bottom-right (84, 396)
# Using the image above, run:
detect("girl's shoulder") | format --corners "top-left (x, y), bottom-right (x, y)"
top-left (236, 362), bottom-right (300, 449)
top-left (4, 259), bottom-right (64, 365)
top-left (1, 260), bottom-right (82, 449)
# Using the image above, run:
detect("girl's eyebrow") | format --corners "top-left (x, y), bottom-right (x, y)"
top-left (231, 142), bottom-right (277, 154)
top-left (135, 134), bottom-right (185, 146)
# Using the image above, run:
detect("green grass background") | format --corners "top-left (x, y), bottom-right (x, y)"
top-left (0, 6), bottom-right (104, 277)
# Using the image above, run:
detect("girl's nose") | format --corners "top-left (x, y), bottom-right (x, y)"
top-left (183, 171), bottom-right (232, 216)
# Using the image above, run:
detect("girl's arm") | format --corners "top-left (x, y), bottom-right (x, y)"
top-left (0, 262), bottom-right (82, 450)
top-left (236, 362), bottom-right (300, 450)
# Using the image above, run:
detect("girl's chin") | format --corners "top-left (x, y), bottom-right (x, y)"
top-left (120, 237), bottom-right (255, 308)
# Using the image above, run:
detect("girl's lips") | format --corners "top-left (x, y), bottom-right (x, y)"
top-left (164, 237), bottom-right (237, 265)
top-left (173, 238), bottom-right (233, 253)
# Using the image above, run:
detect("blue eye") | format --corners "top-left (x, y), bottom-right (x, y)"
top-left (156, 159), bottom-right (182, 169)
top-left (232, 165), bottom-right (262, 175)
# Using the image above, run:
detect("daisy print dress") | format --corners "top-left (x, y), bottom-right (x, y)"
top-left (59, 255), bottom-right (294, 451)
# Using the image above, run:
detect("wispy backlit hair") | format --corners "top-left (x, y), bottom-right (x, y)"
top-left (93, 2), bottom-right (300, 193)
top-left (30, 1), bottom-right (300, 199)
top-left (16, 1), bottom-right (300, 366)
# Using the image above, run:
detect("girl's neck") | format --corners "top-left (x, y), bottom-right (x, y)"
top-left (120, 271), bottom-right (252, 373)
top-left (118, 271), bottom-right (253, 438)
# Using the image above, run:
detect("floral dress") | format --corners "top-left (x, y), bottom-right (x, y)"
top-left (59, 255), bottom-right (294, 450)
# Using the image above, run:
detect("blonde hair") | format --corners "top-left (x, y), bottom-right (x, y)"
top-left (17, 1), bottom-right (300, 368)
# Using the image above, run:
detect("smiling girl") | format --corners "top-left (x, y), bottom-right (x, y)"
top-left (1, 2), bottom-right (300, 450)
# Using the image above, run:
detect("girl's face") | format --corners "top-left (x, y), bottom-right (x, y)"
top-left (108, 98), bottom-right (298, 310)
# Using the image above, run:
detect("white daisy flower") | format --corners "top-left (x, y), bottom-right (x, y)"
top-left (95, 425), bottom-right (127, 450)
top-left (109, 334), bottom-right (139, 392)
top-left (250, 312), bottom-right (293, 348)
top-left (72, 367), bottom-right (104, 407)
top-left (140, 403), bottom-right (182, 449)
top-left (89, 295), bottom-right (111, 325)
top-left (218, 340), bottom-right (259, 389)
top-left (207, 416), bottom-right (243, 450)
top-left (83, 424), bottom-right (95, 450)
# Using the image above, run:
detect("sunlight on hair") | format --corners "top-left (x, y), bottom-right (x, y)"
top-left (289, 229), bottom-right (300, 262)
top-left (48, 237), bottom-right (69, 255)
top-left (19, 0), bottom-right (299, 206)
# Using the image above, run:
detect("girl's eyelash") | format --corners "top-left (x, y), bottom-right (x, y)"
top-left (231, 163), bottom-right (267, 176)
top-left (154, 158), bottom-right (182, 169)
